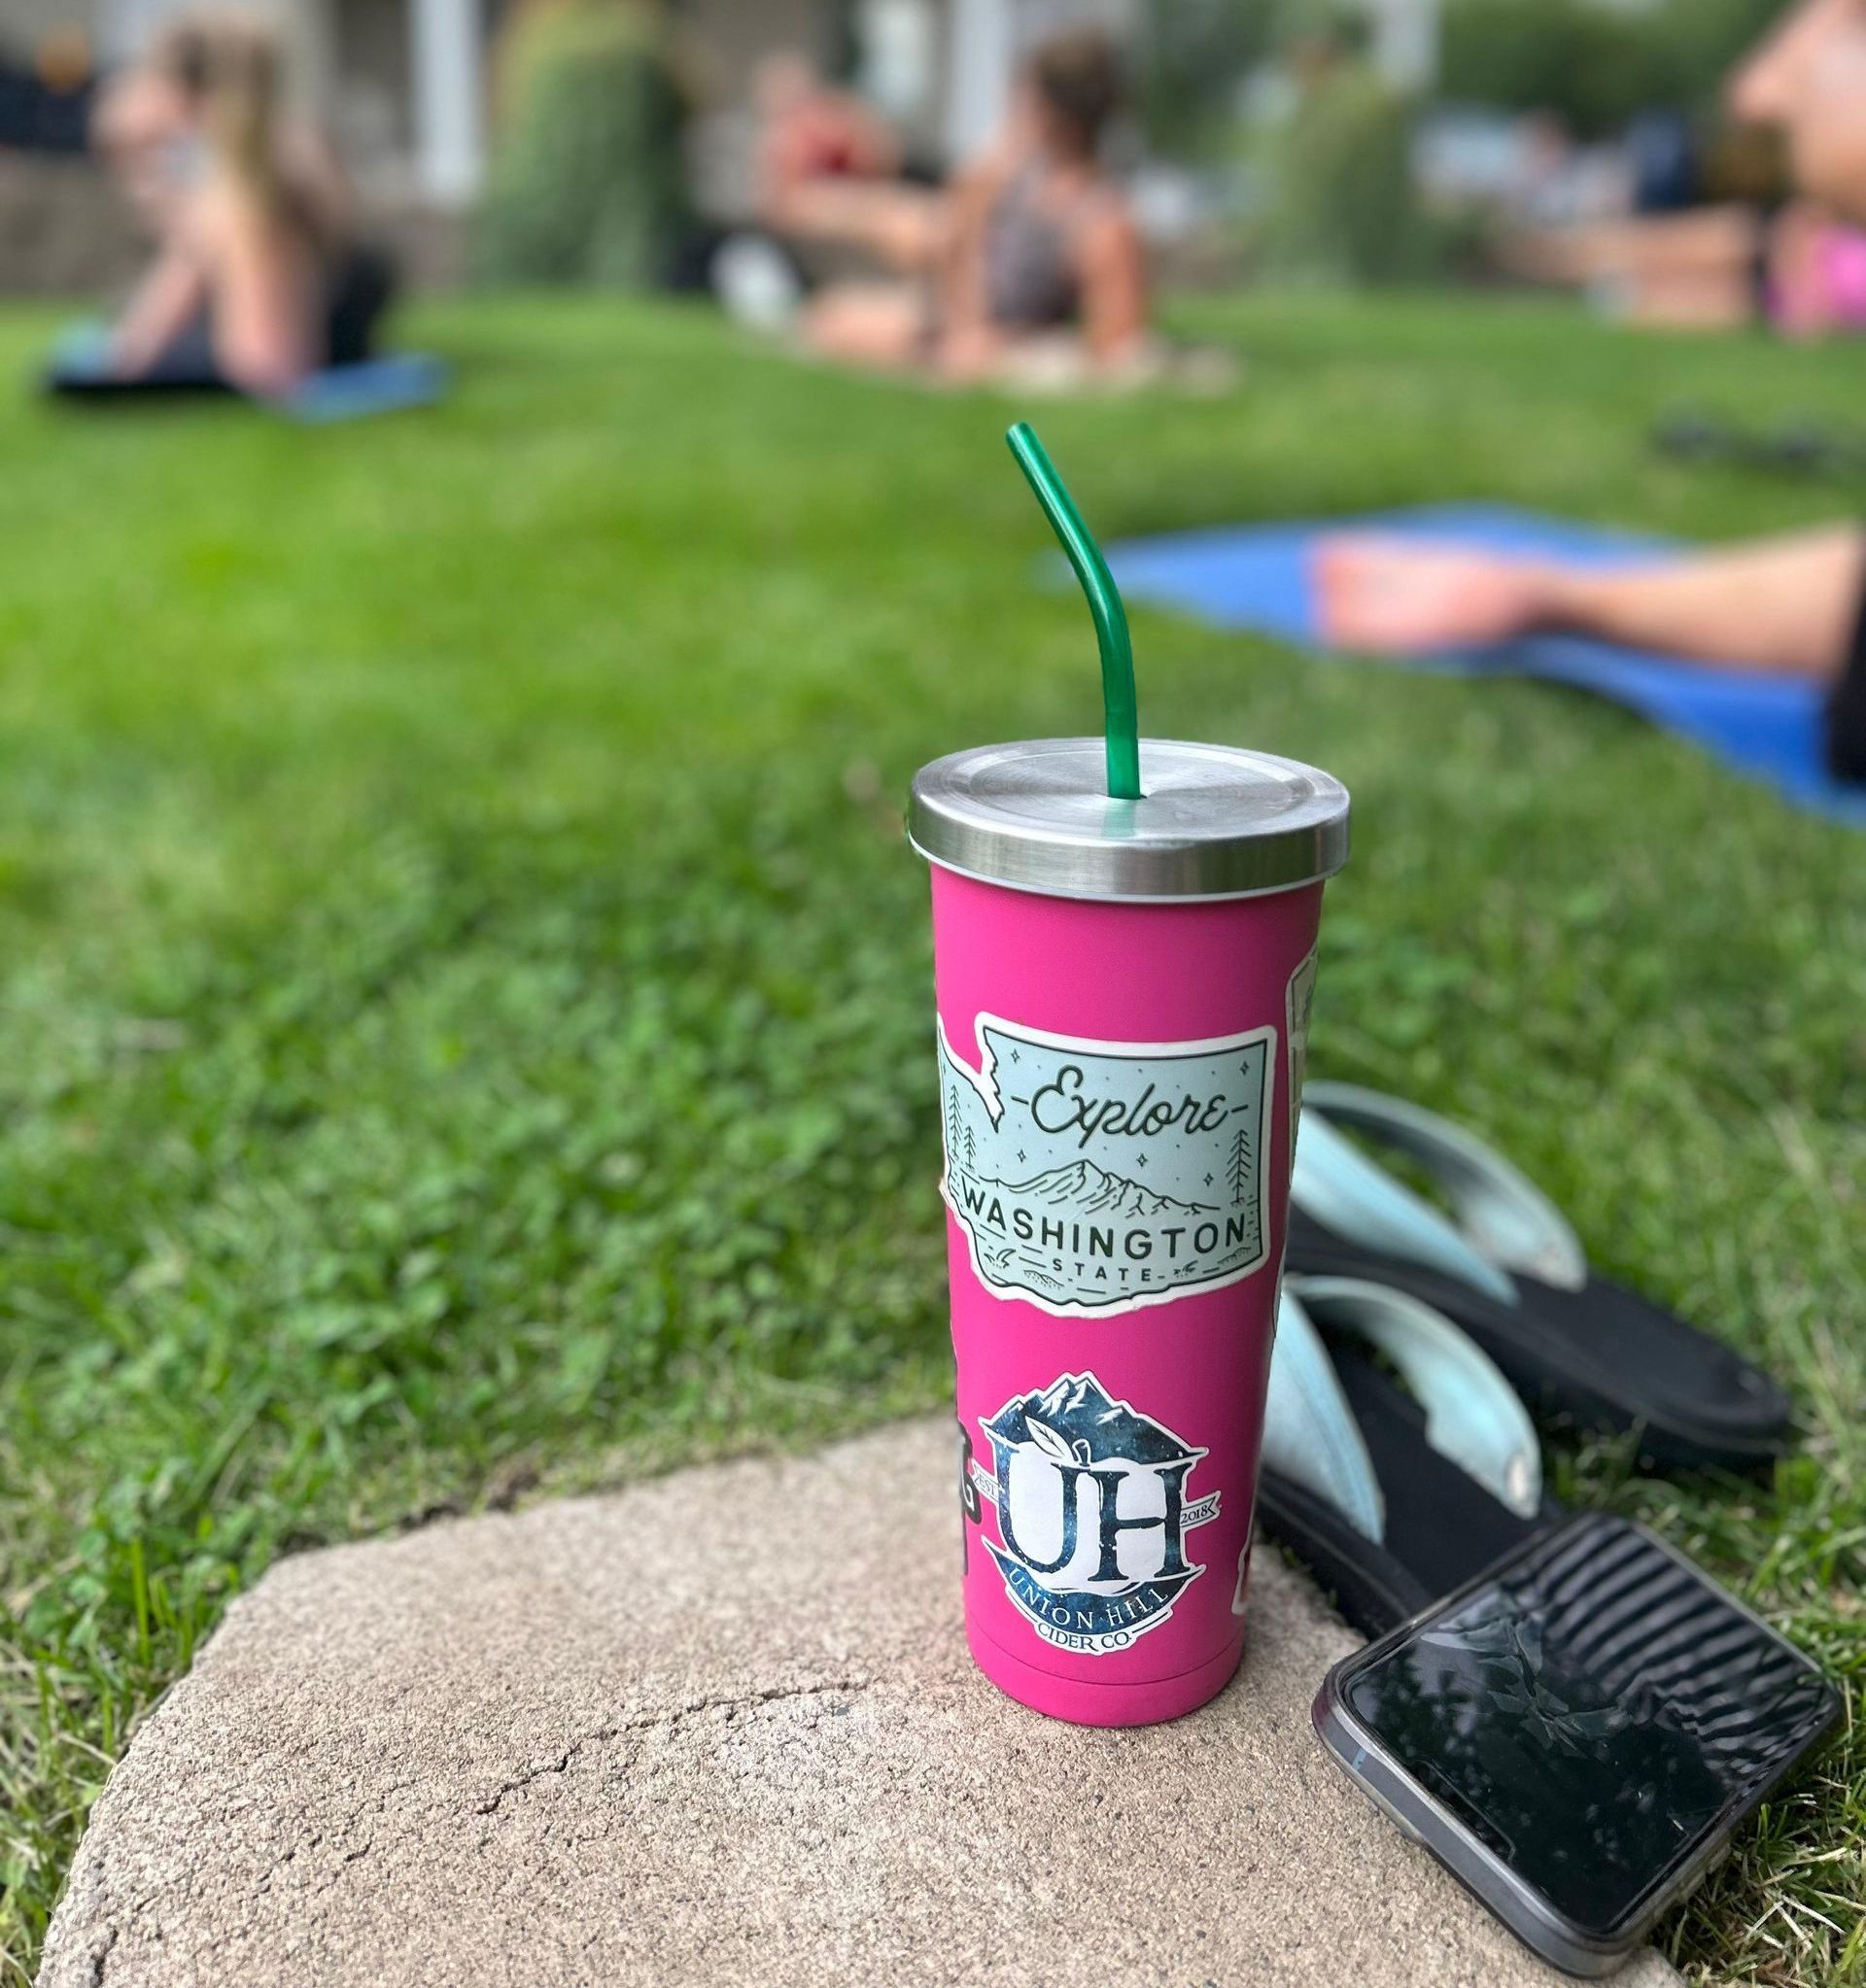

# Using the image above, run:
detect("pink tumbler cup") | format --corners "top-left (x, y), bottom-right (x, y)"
top-left (910, 737), bottom-right (1350, 1727)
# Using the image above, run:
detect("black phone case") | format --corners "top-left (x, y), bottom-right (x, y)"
top-left (1311, 1515), bottom-right (1842, 1977)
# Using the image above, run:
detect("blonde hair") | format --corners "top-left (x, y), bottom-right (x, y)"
top-left (149, 11), bottom-right (286, 204)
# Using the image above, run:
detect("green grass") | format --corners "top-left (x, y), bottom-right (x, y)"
top-left (0, 291), bottom-right (1861, 1985)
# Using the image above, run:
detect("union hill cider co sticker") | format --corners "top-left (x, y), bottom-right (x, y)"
top-left (977, 1372), bottom-right (1218, 1655)
top-left (937, 1012), bottom-right (1276, 1318)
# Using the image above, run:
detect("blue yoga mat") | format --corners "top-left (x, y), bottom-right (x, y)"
top-left (283, 353), bottom-right (450, 425)
top-left (1104, 504), bottom-right (1866, 825)
top-left (47, 322), bottom-right (450, 426)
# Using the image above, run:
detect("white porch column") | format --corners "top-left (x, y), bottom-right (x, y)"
top-left (1365, 0), bottom-right (1441, 91)
top-left (944, 0), bottom-right (1013, 164)
top-left (858, 0), bottom-right (938, 125)
top-left (410, 0), bottom-right (485, 206)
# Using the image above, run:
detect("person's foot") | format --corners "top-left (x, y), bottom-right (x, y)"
top-left (1312, 537), bottom-right (1554, 654)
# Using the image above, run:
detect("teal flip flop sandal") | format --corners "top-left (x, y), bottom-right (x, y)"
top-left (1258, 1276), bottom-right (1554, 1638)
top-left (1286, 1083), bottom-right (1792, 1471)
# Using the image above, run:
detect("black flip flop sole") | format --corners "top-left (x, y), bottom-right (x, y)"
top-left (1285, 1211), bottom-right (1792, 1472)
top-left (1258, 1342), bottom-right (1552, 1641)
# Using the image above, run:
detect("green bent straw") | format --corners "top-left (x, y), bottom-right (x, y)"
top-left (1006, 421), bottom-right (1142, 801)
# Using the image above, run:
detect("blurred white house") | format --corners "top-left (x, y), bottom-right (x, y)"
top-left (1, 0), bottom-right (502, 202)
top-left (0, 0), bottom-right (1469, 295)
top-left (0, 0), bottom-right (1155, 207)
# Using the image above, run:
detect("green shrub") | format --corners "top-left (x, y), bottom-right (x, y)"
top-left (1439, 0), bottom-right (1789, 136)
top-left (1256, 62), bottom-right (1437, 286)
top-left (476, 0), bottom-right (692, 289)
top-left (1136, 0), bottom-right (1277, 163)
top-left (1439, 0), bottom-right (1667, 137)
top-left (1641, 0), bottom-right (1789, 108)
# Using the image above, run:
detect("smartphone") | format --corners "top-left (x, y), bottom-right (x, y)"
top-left (1313, 1512), bottom-right (1841, 1977)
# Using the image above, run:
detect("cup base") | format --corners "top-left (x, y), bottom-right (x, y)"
top-left (965, 1616), bottom-right (1245, 1727)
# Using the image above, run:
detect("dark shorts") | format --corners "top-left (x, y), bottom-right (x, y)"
top-left (47, 245), bottom-right (397, 397)
top-left (1832, 551), bottom-right (1866, 784)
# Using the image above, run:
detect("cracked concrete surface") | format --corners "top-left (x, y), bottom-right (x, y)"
top-left (38, 1420), bottom-right (1679, 1988)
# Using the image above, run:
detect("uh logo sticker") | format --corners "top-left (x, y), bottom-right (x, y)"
top-left (973, 1372), bottom-right (1219, 1656)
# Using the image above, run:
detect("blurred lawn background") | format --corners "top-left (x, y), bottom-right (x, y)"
top-left (0, 291), bottom-right (1860, 1984)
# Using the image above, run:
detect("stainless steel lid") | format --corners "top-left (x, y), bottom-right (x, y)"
top-left (909, 737), bottom-right (1350, 902)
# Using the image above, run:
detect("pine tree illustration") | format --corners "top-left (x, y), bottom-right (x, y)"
top-left (1227, 1124), bottom-right (1252, 1201)
top-left (946, 1090), bottom-right (965, 1158)
top-left (963, 1125), bottom-right (978, 1170)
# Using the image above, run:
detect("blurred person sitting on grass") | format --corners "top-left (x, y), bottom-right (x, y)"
top-left (1316, 0), bottom-right (1866, 786)
top-left (794, 27), bottom-right (1150, 385)
top-left (77, 11), bottom-right (388, 395)
top-left (1502, 0), bottom-right (1866, 338)
top-left (753, 51), bottom-right (904, 232)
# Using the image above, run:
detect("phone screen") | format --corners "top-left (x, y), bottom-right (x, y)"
top-left (1340, 1515), bottom-right (1837, 1937)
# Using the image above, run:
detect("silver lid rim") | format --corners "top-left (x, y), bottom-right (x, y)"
top-left (908, 737), bottom-right (1350, 904)
top-left (907, 837), bottom-right (1346, 905)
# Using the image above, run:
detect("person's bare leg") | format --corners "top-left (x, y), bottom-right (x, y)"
top-left (778, 182), bottom-right (951, 273)
top-left (1314, 526), bottom-right (1866, 681)
top-left (1502, 207), bottom-right (1761, 294)
top-left (1614, 268), bottom-right (1756, 328)
top-left (801, 281), bottom-right (927, 369)
top-left (1602, 206), bottom-right (1762, 277)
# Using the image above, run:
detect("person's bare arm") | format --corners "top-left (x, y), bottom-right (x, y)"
top-left (835, 91), bottom-right (902, 179)
top-left (1074, 197), bottom-right (1148, 366)
top-left (207, 187), bottom-right (319, 395)
top-left (1538, 528), bottom-right (1866, 673)
top-left (933, 156), bottom-right (1013, 375)
top-left (1316, 526), bottom-right (1866, 681)
top-left (111, 235), bottom-right (210, 377)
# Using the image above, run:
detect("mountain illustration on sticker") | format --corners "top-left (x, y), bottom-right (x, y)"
top-left (935, 1011), bottom-right (1275, 1317)
top-left (985, 1372), bottom-right (1194, 1467)
top-left (978, 1158), bottom-right (1216, 1221)
top-left (980, 1370), bottom-right (1218, 1656)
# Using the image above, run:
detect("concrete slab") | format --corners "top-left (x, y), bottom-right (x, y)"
top-left (40, 1420), bottom-right (1679, 1988)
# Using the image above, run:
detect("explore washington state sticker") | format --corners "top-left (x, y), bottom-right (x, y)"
top-left (976, 1373), bottom-right (1218, 1655)
top-left (937, 1011), bottom-right (1276, 1318)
